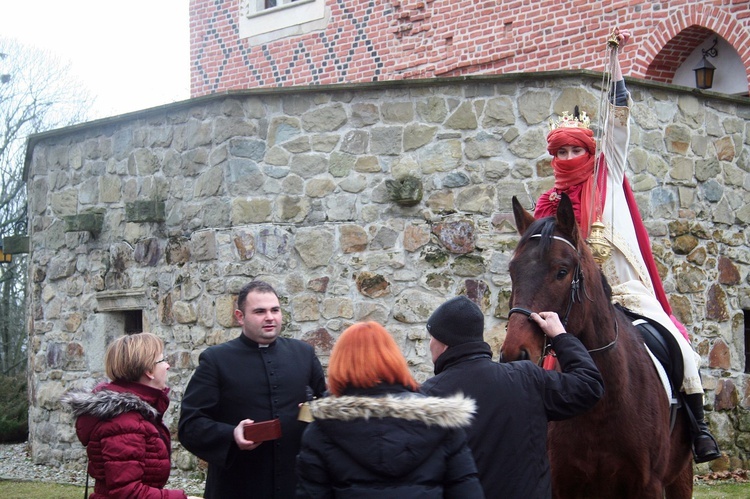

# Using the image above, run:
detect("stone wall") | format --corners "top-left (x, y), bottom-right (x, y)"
top-left (25, 72), bottom-right (750, 472)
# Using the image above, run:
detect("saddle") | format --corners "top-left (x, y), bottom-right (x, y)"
top-left (616, 305), bottom-right (684, 403)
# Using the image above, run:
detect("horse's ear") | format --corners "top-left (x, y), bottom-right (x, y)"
top-left (512, 196), bottom-right (536, 236)
top-left (556, 193), bottom-right (580, 247)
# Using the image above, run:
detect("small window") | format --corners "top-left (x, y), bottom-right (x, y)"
top-left (744, 310), bottom-right (749, 374)
top-left (124, 310), bottom-right (144, 335)
top-left (259, 0), bottom-right (299, 11)
top-left (240, 0), bottom-right (327, 42)
top-left (243, 0), bottom-right (313, 18)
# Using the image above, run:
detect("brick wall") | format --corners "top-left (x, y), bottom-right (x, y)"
top-left (190, 0), bottom-right (750, 96)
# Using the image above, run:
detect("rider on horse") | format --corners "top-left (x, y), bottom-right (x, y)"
top-left (533, 28), bottom-right (721, 464)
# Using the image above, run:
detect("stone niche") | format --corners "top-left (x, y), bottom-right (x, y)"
top-left (89, 289), bottom-right (149, 372)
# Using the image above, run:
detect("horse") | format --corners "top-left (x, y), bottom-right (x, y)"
top-left (500, 194), bottom-right (693, 498)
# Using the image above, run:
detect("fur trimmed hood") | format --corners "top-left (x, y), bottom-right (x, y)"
top-left (303, 391), bottom-right (478, 480)
top-left (62, 389), bottom-right (160, 422)
top-left (311, 392), bottom-right (476, 428)
top-left (62, 382), bottom-right (170, 447)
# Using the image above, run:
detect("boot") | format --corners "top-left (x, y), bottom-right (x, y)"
top-left (685, 393), bottom-right (721, 463)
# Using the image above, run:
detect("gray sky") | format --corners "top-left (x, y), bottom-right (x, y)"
top-left (0, 0), bottom-right (190, 120)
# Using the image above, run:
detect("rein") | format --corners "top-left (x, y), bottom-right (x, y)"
top-left (509, 232), bottom-right (618, 361)
top-left (587, 317), bottom-right (619, 354)
top-left (518, 234), bottom-right (584, 328)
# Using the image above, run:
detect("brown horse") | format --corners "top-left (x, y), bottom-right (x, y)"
top-left (501, 194), bottom-right (693, 498)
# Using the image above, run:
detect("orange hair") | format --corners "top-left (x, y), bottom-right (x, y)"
top-left (327, 322), bottom-right (418, 397)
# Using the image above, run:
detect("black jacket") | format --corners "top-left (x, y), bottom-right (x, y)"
top-left (178, 335), bottom-right (326, 499)
top-left (295, 384), bottom-right (485, 499)
top-left (420, 335), bottom-right (603, 499)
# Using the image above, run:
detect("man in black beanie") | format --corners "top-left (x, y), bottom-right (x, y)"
top-left (425, 295), bottom-right (485, 347)
top-left (421, 296), bottom-right (604, 499)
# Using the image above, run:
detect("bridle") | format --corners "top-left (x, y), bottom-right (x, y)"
top-left (508, 232), bottom-right (618, 363)
top-left (509, 234), bottom-right (583, 327)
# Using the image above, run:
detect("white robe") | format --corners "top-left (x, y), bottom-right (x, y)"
top-left (599, 102), bottom-right (703, 394)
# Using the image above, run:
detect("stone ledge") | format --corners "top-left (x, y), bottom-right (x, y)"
top-left (63, 211), bottom-right (105, 234)
top-left (126, 200), bottom-right (166, 223)
top-left (96, 289), bottom-right (147, 312)
top-left (2, 235), bottom-right (29, 254)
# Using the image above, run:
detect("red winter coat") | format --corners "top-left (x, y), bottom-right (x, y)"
top-left (63, 380), bottom-right (187, 499)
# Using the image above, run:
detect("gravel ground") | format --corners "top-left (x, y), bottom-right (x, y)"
top-left (4, 441), bottom-right (748, 495)
top-left (0, 442), bottom-right (206, 496)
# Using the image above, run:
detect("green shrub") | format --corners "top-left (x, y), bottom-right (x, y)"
top-left (0, 373), bottom-right (29, 442)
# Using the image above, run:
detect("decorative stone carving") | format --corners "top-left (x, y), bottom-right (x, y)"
top-left (385, 176), bottom-right (423, 206)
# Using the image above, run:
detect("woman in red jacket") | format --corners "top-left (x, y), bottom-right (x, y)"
top-left (63, 333), bottom-right (201, 499)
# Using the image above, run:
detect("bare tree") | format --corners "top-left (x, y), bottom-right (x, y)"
top-left (0, 38), bottom-right (93, 375)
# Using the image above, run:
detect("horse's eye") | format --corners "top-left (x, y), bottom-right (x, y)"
top-left (556, 269), bottom-right (568, 280)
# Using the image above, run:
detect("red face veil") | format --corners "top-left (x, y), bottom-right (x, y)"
top-left (546, 127), bottom-right (597, 189)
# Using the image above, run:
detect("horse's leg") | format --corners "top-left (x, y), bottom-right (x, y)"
top-left (642, 478), bottom-right (667, 499)
top-left (664, 413), bottom-right (694, 499)
top-left (664, 463), bottom-right (693, 499)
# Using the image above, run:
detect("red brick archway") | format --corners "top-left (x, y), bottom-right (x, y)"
top-left (634, 4), bottom-right (750, 93)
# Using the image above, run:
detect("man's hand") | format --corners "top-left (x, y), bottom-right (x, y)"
top-left (530, 311), bottom-right (567, 339)
top-left (234, 419), bottom-right (263, 451)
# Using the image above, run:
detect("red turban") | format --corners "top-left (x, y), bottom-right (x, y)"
top-left (546, 127), bottom-right (596, 157)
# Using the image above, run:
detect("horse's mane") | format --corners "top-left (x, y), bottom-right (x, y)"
top-left (600, 269), bottom-right (613, 301)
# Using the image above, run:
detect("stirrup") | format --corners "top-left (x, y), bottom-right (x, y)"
top-left (693, 432), bottom-right (721, 463)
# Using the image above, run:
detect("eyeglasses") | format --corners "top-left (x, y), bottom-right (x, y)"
top-left (155, 356), bottom-right (168, 364)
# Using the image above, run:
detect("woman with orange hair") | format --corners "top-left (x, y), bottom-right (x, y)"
top-left (295, 321), bottom-right (484, 498)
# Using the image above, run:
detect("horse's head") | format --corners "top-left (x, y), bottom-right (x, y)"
top-left (500, 194), bottom-right (587, 363)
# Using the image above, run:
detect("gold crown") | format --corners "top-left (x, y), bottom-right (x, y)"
top-left (548, 110), bottom-right (591, 131)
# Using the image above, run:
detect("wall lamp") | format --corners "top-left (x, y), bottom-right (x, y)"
top-left (0, 242), bottom-right (11, 264)
top-left (693, 37), bottom-right (718, 90)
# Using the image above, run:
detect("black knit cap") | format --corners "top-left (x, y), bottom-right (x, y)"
top-left (426, 295), bottom-right (484, 347)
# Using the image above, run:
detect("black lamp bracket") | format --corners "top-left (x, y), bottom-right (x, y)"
top-left (702, 38), bottom-right (718, 59)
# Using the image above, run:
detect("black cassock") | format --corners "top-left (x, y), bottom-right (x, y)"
top-left (179, 334), bottom-right (326, 499)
